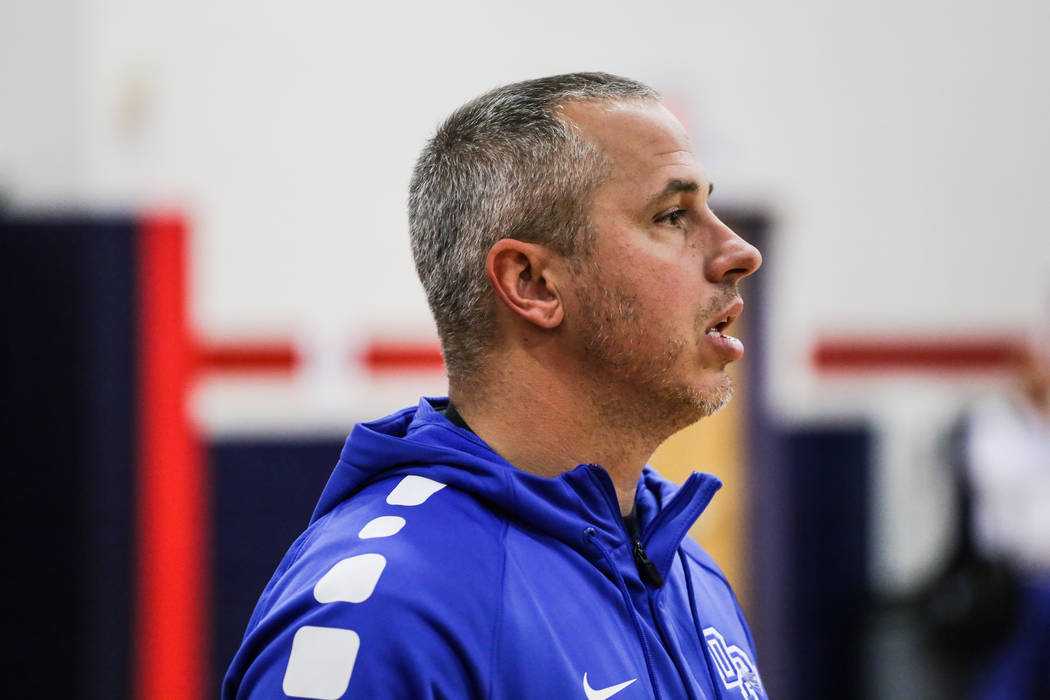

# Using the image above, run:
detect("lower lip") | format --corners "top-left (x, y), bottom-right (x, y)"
top-left (705, 330), bottom-right (744, 361)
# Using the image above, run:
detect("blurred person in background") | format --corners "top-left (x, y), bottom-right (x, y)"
top-left (223, 73), bottom-right (765, 699)
top-left (964, 338), bottom-right (1050, 699)
top-left (924, 335), bottom-right (1050, 698)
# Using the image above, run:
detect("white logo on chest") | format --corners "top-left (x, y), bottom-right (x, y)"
top-left (702, 627), bottom-right (763, 699)
top-left (583, 672), bottom-right (636, 700)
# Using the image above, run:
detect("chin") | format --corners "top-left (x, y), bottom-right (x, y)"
top-left (656, 372), bottom-right (734, 435)
top-left (686, 373), bottom-right (734, 418)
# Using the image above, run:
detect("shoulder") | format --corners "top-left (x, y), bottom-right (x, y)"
top-left (280, 472), bottom-right (506, 592)
top-left (678, 536), bottom-right (734, 592)
top-left (225, 473), bottom-right (508, 699)
top-left (676, 537), bottom-right (760, 657)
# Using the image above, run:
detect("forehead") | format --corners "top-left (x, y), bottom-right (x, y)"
top-left (559, 100), bottom-right (702, 188)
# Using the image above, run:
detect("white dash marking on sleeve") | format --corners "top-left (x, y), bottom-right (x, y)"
top-left (313, 554), bottom-right (387, 604)
top-left (282, 625), bottom-right (360, 699)
top-left (385, 474), bottom-right (446, 506)
top-left (357, 515), bottom-right (406, 539)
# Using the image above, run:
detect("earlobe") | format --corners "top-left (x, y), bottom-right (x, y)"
top-left (486, 239), bottom-right (564, 330)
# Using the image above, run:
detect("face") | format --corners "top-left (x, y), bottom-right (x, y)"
top-left (559, 100), bottom-right (762, 430)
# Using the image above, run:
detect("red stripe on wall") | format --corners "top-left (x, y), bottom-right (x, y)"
top-left (813, 336), bottom-right (1024, 371)
top-left (361, 342), bottom-right (445, 372)
top-left (197, 341), bottom-right (299, 374)
top-left (134, 213), bottom-right (208, 700)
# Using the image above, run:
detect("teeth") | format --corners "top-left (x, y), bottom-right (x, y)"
top-left (706, 328), bottom-right (740, 341)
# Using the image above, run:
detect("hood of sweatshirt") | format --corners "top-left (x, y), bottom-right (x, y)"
top-left (311, 397), bottom-right (722, 583)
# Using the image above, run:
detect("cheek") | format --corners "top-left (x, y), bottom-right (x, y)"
top-left (632, 266), bottom-right (701, 318)
top-left (595, 240), bottom-right (704, 322)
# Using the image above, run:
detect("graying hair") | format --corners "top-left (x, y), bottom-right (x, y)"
top-left (408, 72), bottom-right (660, 382)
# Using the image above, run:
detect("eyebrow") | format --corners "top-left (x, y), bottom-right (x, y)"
top-left (646, 178), bottom-right (713, 208)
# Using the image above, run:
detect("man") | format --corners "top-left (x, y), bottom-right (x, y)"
top-left (963, 342), bottom-right (1050, 699)
top-left (224, 72), bottom-right (764, 699)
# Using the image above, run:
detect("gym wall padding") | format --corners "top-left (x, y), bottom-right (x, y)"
top-left (3, 216), bottom-right (137, 699)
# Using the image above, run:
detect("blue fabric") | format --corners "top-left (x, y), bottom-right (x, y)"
top-left (223, 397), bottom-right (766, 699)
top-left (972, 577), bottom-right (1050, 700)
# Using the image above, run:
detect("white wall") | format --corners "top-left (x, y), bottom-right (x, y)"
top-left (6, 0), bottom-right (1048, 361)
top-left (4, 0), bottom-right (1049, 590)
top-left (0, 0), bottom-right (81, 205)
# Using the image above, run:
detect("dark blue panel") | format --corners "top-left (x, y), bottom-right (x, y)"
top-left (784, 426), bottom-right (871, 700)
top-left (2, 215), bottom-right (137, 699)
top-left (210, 438), bottom-right (345, 690)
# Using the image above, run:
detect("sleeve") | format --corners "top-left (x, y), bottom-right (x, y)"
top-left (224, 502), bottom-right (501, 700)
top-left (229, 588), bottom-right (489, 699)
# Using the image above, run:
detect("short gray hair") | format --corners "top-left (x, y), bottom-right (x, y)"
top-left (408, 72), bottom-right (659, 382)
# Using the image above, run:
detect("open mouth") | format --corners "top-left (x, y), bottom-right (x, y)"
top-left (704, 300), bottom-right (742, 337)
top-left (707, 316), bottom-right (735, 336)
top-left (704, 301), bottom-right (745, 360)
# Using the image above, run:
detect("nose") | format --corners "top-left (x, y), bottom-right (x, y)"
top-left (705, 217), bottom-right (762, 283)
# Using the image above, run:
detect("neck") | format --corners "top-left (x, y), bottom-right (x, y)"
top-left (451, 348), bottom-right (670, 516)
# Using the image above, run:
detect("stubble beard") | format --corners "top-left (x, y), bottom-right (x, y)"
top-left (573, 273), bottom-right (736, 439)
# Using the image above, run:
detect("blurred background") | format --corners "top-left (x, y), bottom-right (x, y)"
top-left (4, 0), bottom-right (1050, 698)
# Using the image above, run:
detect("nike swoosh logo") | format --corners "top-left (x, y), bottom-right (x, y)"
top-left (583, 672), bottom-right (636, 700)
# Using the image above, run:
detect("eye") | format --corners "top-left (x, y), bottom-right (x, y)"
top-left (656, 208), bottom-right (688, 229)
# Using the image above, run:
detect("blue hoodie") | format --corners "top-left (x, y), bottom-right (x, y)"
top-left (223, 398), bottom-right (766, 699)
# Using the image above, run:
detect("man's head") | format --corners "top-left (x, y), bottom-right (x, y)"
top-left (409, 72), bottom-right (658, 383)
top-left (410, 73), bottom-right (761, 434)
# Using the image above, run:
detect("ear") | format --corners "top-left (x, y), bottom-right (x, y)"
top-left (485, 239), bottom-right (565, 329)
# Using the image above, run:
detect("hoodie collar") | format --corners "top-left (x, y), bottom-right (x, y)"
top-left (313, 397), bottom-right (721, 580)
